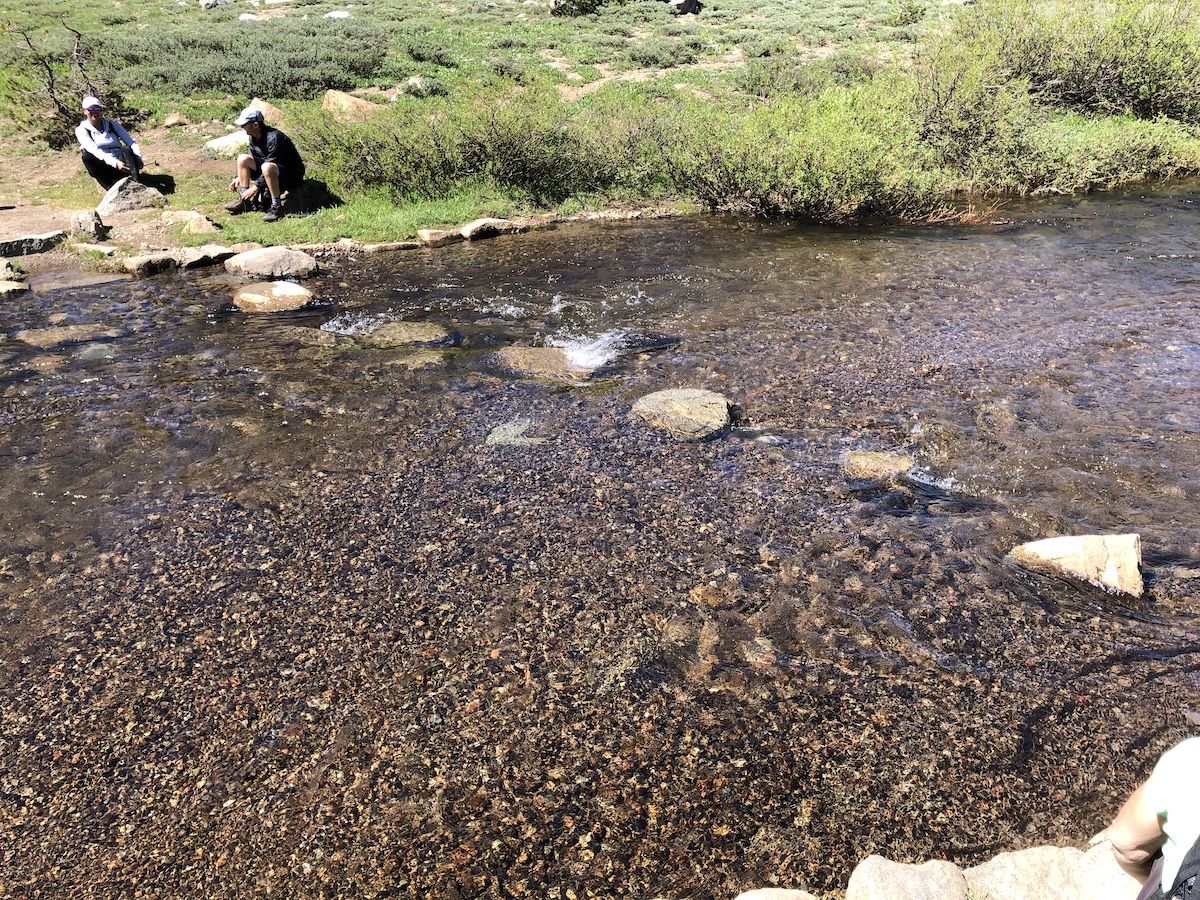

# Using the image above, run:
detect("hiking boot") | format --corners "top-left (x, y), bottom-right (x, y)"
top-left (224, 194), bottom-right (252, 215)
top-left (263, 200), bottom-right (285, 223)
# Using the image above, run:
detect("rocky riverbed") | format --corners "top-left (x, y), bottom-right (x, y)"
top-left (2, 198), bottom-right (1199, 897)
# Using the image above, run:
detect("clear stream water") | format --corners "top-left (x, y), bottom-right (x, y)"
top-left (2, 184), bottom-right (1199, 896)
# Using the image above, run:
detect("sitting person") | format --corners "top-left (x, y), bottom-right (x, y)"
top-left (1106, 736), bottom-right (1200, 899)
top-left (224, 106), bottom-right (305, 223)
top-left (76, 96), bottom-right (142, 190)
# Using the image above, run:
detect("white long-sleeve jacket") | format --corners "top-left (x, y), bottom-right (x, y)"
top-left (75, 118), bottom-right (142, 168)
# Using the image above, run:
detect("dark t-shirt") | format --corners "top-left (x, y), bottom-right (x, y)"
top-left (249, 126), bottom-right (305, 177)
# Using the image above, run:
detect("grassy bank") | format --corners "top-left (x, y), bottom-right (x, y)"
top-left (3, 0), bottom-right (1200, 242)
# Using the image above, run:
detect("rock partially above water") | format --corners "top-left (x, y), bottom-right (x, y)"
top-left (0, 280), bottom-right (29, 297)
top-left (493, 346), bottom-right (598, 382)
top-left (97, 178), bottom-right (166, 216)
top-left (122, 253), bottom-right (178, 278)
top-left (0, 231), bottom-right (66, 257)
top-left (417, 228), bottom-right (465, 249)
top-left (176, 244), bottom-right (236, 270)
top-left (225, 247), bottom-right (318, 278)
top-left (233, 281), bottom-right (313, 313)
top-left (13, 323), bottom-right (122, 348)
top-left (843, 450), bottom-right (914, 481)
top-left (631, 388), bottom-right (731, 441)
top-left (1007, 533), bottom-right (1143, 597)
top-left (361, 322), bottom-right (452, 348)
top-left (460, 218), bottom-right (525, 241)
top-left (846, 856), bottom-right (967, 900)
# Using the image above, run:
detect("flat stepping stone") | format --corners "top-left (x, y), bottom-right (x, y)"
top-left (1007, 533), bottom-right (1143, 597)
top-left (30, 271), bottom-right (129, 293)
top-left (233, 281), bottom-right (313, 313)
top-left (225, 247), bottom-right (318, 278)
top-left (631, 387), bottom-right (731, 441)
top-left (0, 280), bottom-right (30, 297)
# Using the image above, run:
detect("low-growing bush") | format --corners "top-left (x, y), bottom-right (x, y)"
top-left (405, 38), bottom-right (457, 68)
top-left (489, 57), bottom-right (528, 83)
top-left (884, 0), bottom-right (926, 28)
top-left (627, 38), bottom-right (697, 68)
top-left (97, 19), bottom-right (388, 99)
top-left (952, 0), bottom-right (1200, 122)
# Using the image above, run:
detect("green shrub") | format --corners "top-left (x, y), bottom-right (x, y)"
top-left (884, 0), bottom-right (925, 28)
top-left (405, 38), bottom-right (457, 67)
top-left (96, 19), bottom-right (388, 99)
top-left (489, 57), bottom-right (528, 83)
top-left (953, 0), bottom-right (1200, 122)
top-left (627, 38), bottom-right (697, 68)
top-left (740, 36), bottom-right (795, 59)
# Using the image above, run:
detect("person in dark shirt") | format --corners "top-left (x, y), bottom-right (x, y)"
top-left (223, 106), bottom-right (305, 222)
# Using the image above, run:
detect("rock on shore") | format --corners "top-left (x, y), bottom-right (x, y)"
top-left (97, 178), bottom-right (166, 216)
top-left (1007, 533), bottom-right (1143, 597)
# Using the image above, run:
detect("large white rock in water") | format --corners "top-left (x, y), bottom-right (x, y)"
top-left (846, 855), bottom-right (968, 900)
top-left (96, 178), bottom-right (166, 216)
top-left (225, 247), bottom-right (318, 278)
top-left (843, 450), bottom-right (914, 481)
top-left (233, 281), bottom-right (313, 313)
top-left (1007, 533), bottom-right (1143, 597)
top-left (631, 388), bottom-right (731, 441)
top-left (360, 321), bottom-right (451, 348)
top-left (205, 130), bottom-right (250, 158)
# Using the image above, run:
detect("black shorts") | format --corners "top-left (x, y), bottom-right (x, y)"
top-left (253, 162), bottom-right (304, 196)
top-left (81, 150), bottom-right (127, 190)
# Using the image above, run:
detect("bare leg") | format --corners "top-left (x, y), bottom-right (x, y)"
top-left (262, 161), bottom-right (281, 200)
top-left (236, 154), bottom-right (259, 198)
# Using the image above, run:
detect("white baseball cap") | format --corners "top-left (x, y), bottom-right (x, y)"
top-left (82, 96), bottom-right (102, 111)
top-left (235, 106), bottom-right (265, 126)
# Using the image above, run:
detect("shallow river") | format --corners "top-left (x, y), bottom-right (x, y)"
top-left (2, 184), bottom-right (1199, 897)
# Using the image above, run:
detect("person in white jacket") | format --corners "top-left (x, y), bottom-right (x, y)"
top-left (76, 95), bottom-right (142, 190)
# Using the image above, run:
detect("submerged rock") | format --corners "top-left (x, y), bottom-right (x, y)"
top-left (631, 388), bottom-right (731, 441)
top-left (486, 419), bottom-right (547, 446)
top-left (13, 323), bottom-right (122, 348)
top-left (846, 856), bottom-right (968, 900)
top-left (360, 322), bottom-right (452, 348)
top-left (493, 346), bottom-right (598, 382)
top-left (96, 178), bottom-right (166, 216)
top-left (225, 247), bottom-right (318, 278)
top-left (1007, 533), bottom-right (1143, 597)
top-left (386, 351), bottom-right (447, 369)
top-left (274, 326), bottom-right (339, 348)
top-left (30, 270), bottom-right (129, 292)
top-left (233, 281), bottom-right (313, 313)
top-left (843, 450), bottom-right (914, 481)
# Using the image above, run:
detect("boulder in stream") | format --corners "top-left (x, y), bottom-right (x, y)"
top-left (493, 346), bottom-right (598, 382)
top-left (843, 450), bottom-right (914, 481)
top-left (631, 387), bottom-right (731, 441)
top-left (122, 252), bottom-right (178, 278)
top-left (0, 280), bottom-right (29, 298)
top-left (233, 281), bottom-right (313, 313)
top-left (360, 321), bottom-right (452, 348)
top-left (225, 247), bottom-right (318, 278)
top-left (176, 244), bottom-right (237, 270)
top-left (96, 178), bottom-right (166, 216)
top-left (1007, 533), bottom-right (1143, 597)
top-left (460, 218), bottom-right (525, 241)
